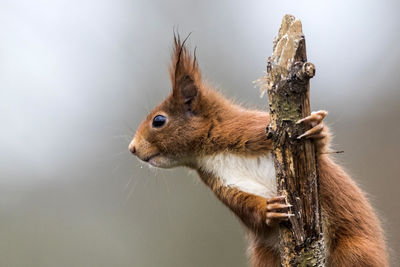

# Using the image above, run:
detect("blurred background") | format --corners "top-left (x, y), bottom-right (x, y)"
top-left (0, 0), bottom-right (399, 266)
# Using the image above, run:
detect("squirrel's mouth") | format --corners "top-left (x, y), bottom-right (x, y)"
top-left (143, 153), bottom-right (160, 162)
top-left (140, 153), bottom-right (177, 168)
top-left (144, 153), bottom-right (168, 168)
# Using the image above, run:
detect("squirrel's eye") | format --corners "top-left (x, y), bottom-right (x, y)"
top-left (152, 115), bottom-right (167, 128)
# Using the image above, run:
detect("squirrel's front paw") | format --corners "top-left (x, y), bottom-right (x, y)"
top-left (297, 110), bottom-right (330, 153)
top-left (265, 196), bottom-right (293, 226)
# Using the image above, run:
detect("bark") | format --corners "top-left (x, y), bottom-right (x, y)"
top-left (261, 14), bottom-right (326, 266)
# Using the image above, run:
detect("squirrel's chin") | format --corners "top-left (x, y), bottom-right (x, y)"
top-left (148, 156), bottom-right (178, 168)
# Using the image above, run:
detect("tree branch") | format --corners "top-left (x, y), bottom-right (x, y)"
top-left (261, 14), bottom-right (326, 266)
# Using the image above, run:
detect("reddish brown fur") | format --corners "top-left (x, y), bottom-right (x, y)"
top-left (130, 36), bottom-right (388, 266)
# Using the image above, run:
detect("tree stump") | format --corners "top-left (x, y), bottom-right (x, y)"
top-left (259, 14), bottom-right (326, 266)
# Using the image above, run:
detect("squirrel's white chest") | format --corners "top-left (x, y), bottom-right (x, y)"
top-left (198, 153), bottom-right (277, 198)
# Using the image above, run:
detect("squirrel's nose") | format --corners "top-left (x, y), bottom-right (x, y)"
top-left (128, 140), bottom-right (136, 155)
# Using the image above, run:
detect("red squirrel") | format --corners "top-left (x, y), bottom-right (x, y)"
top-left (129, 36), bottom-right (388, 267)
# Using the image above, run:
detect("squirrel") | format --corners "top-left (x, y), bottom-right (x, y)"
top-left (128, 35), bottom-right (388, 267)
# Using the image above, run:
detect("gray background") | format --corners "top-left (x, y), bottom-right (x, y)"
top-left (1, 0), bottom-right (399, 266)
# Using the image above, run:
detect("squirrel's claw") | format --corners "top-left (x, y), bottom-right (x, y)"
top-left (297, 110), bottom-right (328, 140)
top-left (296, 110), bottom-right (330, 153)
top-left (296, 110), bottom-right (327, 125)
top-left (297, 123), bottom-right (325, 139)
top-left (265, 195), bottom-right (293, 226)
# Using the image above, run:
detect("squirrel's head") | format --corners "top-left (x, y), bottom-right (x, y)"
top-left (129, 35), bottom-right (219, 168)
top-left (129, 35), bottom-right (271, 167)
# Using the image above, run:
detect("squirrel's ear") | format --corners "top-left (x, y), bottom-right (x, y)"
top-left (169, 34), bottom-right (202, 114)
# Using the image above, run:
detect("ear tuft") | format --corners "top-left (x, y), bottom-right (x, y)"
top-left (169, 33), bottom-right (202, 107)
